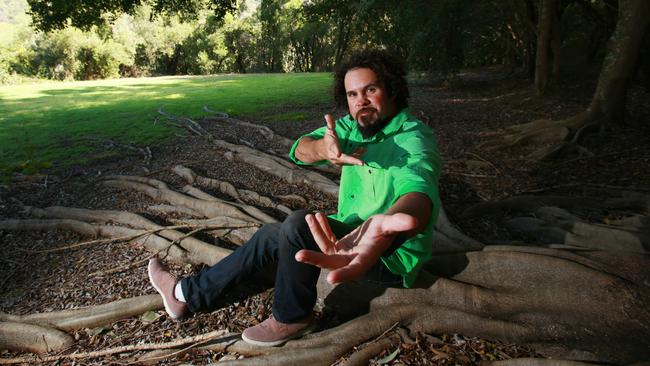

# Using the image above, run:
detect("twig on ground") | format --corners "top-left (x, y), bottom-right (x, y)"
top-left (156, 107), bottom-right (210, 137)
top-left (130, 335), bottom-right (217, 364)
top-left (0, 329), bottom-right (229, 364)
top-left (203, 105), bottom-right (276, 137)
top-left (464, 151), bottom-right (502, 174)
top-left (86, 250), bottom-right (156, 278)
top-left (87, 225), bottom-right (237, 278)
top-left (370, 322), bottom-right (400, 344)
top-left (24, 223), bottom-right (260, 254)
top-left (104, 320), bottom-right (156, 350)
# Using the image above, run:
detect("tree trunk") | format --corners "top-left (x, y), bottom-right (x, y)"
top-left (535, 0), bottom-right (556, 95)
top-left (586, 0), bottom-right (650, 125)
top-left (550, 19), bottom-right (561, 76)
top-left (523, 0), bottom-right (538, 78)
top-left (479, 0), bottom-right (650, 160)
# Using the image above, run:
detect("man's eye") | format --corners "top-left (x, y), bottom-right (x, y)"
top-left (368, 87), bottom-right (377, 93)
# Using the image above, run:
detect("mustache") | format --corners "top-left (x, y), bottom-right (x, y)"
top-left (355, 107), bottom-right (377, 118)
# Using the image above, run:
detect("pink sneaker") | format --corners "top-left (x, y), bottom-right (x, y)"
top-left (241, 313), bottom-right (316, 346)
top-left (147, 258), bottom-right (188, 320)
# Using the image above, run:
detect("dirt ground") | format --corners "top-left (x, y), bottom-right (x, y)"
top-left (1, 68), bottom-right (649, 364)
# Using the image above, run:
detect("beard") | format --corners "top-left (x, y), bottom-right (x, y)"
top-left (355, 107), bottom-right (390, 139)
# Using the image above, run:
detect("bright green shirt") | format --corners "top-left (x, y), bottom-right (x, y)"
top-left (289, 109), bottom-right (441, 287)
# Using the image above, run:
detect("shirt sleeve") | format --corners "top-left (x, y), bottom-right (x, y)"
top-left (389, 129), bottom-right (441, 210)
top-left (288, 115), bottom-right (354, 166)
top-left (289, 127), bottom-right (326, 166)
top-left (381, 127), bottom-right (442, 288)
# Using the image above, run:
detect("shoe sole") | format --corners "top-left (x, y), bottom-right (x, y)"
top-left (147, 261), bottom-right (183, 321)
top-left (241, 322), bottom-right (317, 347)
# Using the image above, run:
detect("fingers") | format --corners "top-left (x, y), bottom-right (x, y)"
top-left (323, 114), bottom-right (365, 166)
top-left (327, 261), bottom-right (365, 284)
top-left (315, 212), bottom-right (337, 243)
top-left (335, 153), bottom-right (364, 166)
top-left (323, 114), bottom-right (342, 161)
top-left (324, 114), bottom-right (336, 130)
top-left (295, 249), bottom-right (350, 270)
top-left (381, 213), bottom-right (418, 235)
top-left (305, 214), bottom-right (335, 254)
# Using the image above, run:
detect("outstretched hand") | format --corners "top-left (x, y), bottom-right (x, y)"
top-left (323, 114), bottom-right (365, 166)
top-left (295, 212), bottom-right (418, 284)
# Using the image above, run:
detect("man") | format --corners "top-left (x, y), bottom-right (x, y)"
top-left (148, 49), bottom-right (441, 346)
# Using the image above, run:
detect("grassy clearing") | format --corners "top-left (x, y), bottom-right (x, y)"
top-left (0, 73), bottom-right (331, 171)
top-left (267, 111), bottom-right (310, 123)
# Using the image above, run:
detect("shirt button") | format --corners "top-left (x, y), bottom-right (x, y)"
top-left (368, 169), bottom-right (372, 174)
top-left (350, 195), bottom-right (355, 198)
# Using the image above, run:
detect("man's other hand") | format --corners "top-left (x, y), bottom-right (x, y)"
top-left (323, 114), bottom-right (365, 166)
top-left (295, 212), bottom-right (417, 284)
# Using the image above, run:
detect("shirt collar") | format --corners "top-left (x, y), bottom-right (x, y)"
top-left (379, 107), bottom-right (410, 137)
top-left (352, 107), bottom-right (411, 143)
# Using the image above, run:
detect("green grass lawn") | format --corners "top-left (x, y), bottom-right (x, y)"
top-left (0, 73), bottom-right (331, 172)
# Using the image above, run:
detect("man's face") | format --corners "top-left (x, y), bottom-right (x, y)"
top-left (344, 67), bottom-right (397, 138)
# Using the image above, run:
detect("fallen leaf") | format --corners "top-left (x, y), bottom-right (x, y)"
top-left (140, 310), bottom-right (161, 323)
top-left (376, 348), bottom-right (400, 365)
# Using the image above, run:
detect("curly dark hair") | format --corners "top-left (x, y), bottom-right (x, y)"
top-left (333, 49), bottom-right (409, 111)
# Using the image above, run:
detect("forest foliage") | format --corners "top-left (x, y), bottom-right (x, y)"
top-left (0, 0), bottom-right (633, 84)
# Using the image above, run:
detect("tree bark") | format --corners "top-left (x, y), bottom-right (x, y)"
top-left (535, 0), bottom-right (556, 95)
top-left (585, 0), bottom-right (650, 126)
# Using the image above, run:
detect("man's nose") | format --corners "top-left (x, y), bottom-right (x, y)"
top-left (355, 93), bottom-right (370, 107)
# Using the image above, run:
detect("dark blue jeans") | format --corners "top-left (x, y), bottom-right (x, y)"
top-left (180, 210), bottom-right (402, 323)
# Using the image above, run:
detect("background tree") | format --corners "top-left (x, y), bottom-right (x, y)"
top-left (534, 0), bottom-right (556, 95)
top-left (480, 0), bottom-right (650, 160)
top-left (3, 0), bottom-right (649, 160)
top-left (26, 0), bottom-right (237, 32)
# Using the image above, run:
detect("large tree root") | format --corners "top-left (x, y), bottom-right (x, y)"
top-left (113, 247), bottom-right (650, 365)
top-left (103, 175), bottom-right (271, 224)
top-left (0, 217), bottom-right (202, 264)
top-left (173, 165), bottom-right (293, 215)
top-left (308, 246), bottom-right (650, 365)
top-left (0, 169), bottom-right (289, 356)
top-left (464, 193), bottom-right (650, 252)
top-left (180, 241), bottom-right (650, 366)
top-left (19, 205), bottom-right (238, 265)
top-left (432, 206), bottom-right (484, 253)
top-left (156, 108), bottom-right (340, 195)
top-left (0, 322), bottom-right (74, 354)
top-left (101, 175), bottom-right (264, 244)
top-left (213, 138), bottom-right (339, 196)
top-left (477, 112), bottom-right (593, 161)
top-left (507, 206), bottom-right (650, 252)
top-left (202, 107), bottom-right (341, 175)
top-left (0, 295), bottom-right (162, 354)
top-left (203, 106), bottom-right (293, 149)
top-left (0, 295), bottom-right (162, 331)
top-left (0, 329), bottom-right (228, 364)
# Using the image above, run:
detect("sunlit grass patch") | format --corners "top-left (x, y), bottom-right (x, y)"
top-left (0, 73), bottom-right (331, 171)
top-left (268, 111), bottom-right (310, 122)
